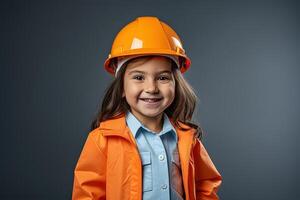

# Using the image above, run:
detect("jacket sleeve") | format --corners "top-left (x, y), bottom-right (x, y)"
top-left (72, 131), bottom-right (107, 200)
top-left (193, 138), bottom-right (222, 200)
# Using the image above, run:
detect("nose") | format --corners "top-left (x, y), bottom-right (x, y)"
top-left (144, 79), bottom-right (159, 94)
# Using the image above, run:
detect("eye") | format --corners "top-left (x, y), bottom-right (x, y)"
top-left (133, 75), bottom-right (144, 80)
top-left (158, 75), bottom-right (170, 81)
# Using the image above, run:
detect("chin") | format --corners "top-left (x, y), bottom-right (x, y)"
top-left (139, 110), bottom-right (164, 118)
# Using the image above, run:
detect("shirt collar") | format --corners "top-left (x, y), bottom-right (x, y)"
top-left (125, 111), bottom-right (177, 141)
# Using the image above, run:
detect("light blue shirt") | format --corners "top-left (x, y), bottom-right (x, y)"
top-left (125, 111), bottom-right (185, 200)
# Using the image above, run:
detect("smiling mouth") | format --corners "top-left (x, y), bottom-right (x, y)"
top-left (139, 98), bottom-right (162, 102)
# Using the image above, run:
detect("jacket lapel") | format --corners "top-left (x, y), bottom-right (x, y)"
top-left (176, 124), bottom-right (196, 200)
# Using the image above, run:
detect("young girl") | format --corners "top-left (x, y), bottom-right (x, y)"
top-left (72, 16), bottom-right (222, 200)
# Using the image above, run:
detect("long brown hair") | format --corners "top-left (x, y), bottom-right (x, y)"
top-left (91, 56), bottom-right (203, 139)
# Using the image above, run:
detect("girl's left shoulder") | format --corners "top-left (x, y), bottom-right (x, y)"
top-left (176, 121), bottom-right (200, 136)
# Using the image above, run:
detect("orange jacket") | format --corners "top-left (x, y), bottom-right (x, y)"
top-left (72, 115), bottom-right (222, 200)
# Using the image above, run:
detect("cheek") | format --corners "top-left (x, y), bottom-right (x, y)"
top-left (123, 79), bottom-right (132, 97)
top-left (162, 83), bottom-right (175, 99)
top-left (123, 83), bottom-right (140, 99)
top-left (169, 88), bottom-right (175, 101)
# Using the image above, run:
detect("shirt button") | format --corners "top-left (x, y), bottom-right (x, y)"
top-left (161, 184), bottom-right (168, 190)
top-left (158, 154), bottom-right (165, 161)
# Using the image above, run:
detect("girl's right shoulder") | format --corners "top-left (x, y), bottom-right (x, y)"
top-left (86, 114), bottom-right (126, 150)
top-left (85, 127), bottom-right (108, 153)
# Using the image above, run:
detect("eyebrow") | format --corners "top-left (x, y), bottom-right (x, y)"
top-left (128, 70), bottom-right (172, 75)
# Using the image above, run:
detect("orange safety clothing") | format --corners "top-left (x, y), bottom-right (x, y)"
top-left (72, 114), bottom-right (222, 200)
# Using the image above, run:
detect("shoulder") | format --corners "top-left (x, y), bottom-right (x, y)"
top-left (86, 115), bottom-right (127, 149)
top-left (176, 121), bottom-right (198, 136)
top-left (86, 127), bottom-right (108, 152)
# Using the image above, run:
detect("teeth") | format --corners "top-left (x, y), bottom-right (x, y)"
top-left (141, 98), bottom-right (160, 102)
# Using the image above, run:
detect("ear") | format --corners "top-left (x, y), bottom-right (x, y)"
top-left (122, 91), bottom-right (125, 98)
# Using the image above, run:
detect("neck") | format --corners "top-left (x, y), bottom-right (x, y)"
top-left (143, 115), bottom-right (163, 133)
top-left (132, 112), bottom-right (164, 133)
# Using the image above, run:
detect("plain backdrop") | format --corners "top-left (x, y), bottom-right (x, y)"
top-left (1, 0), bottom-right (299, 199)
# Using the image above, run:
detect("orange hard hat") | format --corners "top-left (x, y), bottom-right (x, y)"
top-left (104, 16), bottom-right (191, 75)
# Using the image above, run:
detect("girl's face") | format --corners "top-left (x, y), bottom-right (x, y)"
top-left (123, 57), bottom-right (175, 124)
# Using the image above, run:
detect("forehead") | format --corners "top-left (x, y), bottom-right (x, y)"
top-left (125, 56), bottom-right (172, 73)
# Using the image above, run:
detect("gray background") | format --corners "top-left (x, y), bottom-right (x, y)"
top-left (1, 0), bottom-right (299, 199)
